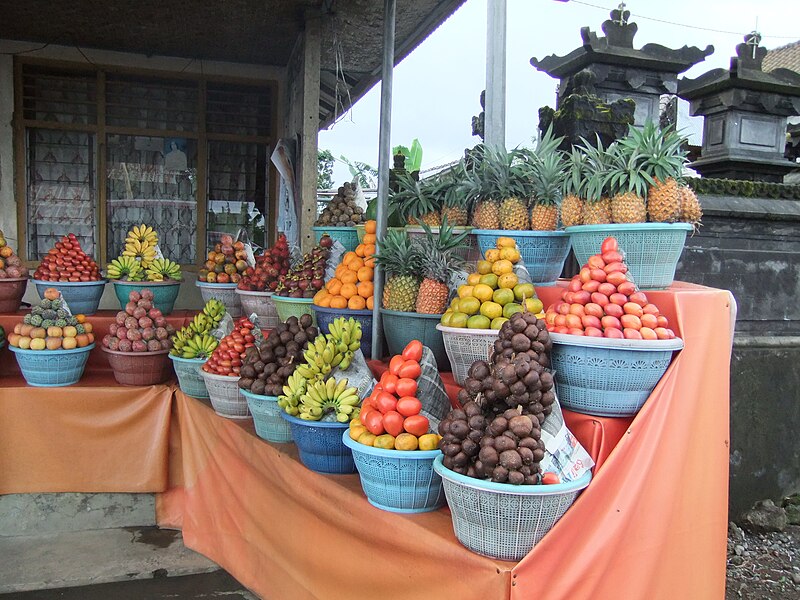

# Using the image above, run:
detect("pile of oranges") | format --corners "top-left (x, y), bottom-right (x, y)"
top-left (313, 220), bottom-right (377, 310)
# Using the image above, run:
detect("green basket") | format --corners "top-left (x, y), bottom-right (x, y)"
top-left (272, 295), bottom-right (316, 325)
top-left (311, 226), bottom-right (359, 252)
top-left (380, 309), bottom-right (448, 370)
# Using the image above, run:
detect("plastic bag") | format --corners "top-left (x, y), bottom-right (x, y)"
top-left (350, 179), bottom-right (369, 213)
top-left (324, 239), bottom-right (347, 283)
top-left (235, 228), bottom-right (257, 268)
top-left (330, 349), bottom-right (376, 400)
top-left (539, 396), bottom-right (594, 482)
top-left (416, 346), bottom-right (452, 428)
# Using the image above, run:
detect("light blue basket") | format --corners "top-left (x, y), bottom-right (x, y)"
top-left (380, 309), bottom-right (448, 370)
top-left (112, 280), bottom-right (181, 315)
top-left (32, 279), bottom-right (107, 315)
top-left (312, 226), bottom-right (359, 252)
top-left (549, 332), bottom-right (684, 417)
top-left (169, 355), bottom-right (208, 399)
top-left (242, 390), bottom-right (293, 443)
top-left (312, 305), bottom-right (373, 358)
top-left (280, 413), bottom-right (355, 474)
top-left (473, 230), bottom-right (571, 285)
top-left (434, 455), bottom-right (592, 561)
top-left (566, 223), bottom-right (692, 289)
top-left (342, 431), bottom-right (444, 513)
top-left (9, 344), bottom-right (94, 387)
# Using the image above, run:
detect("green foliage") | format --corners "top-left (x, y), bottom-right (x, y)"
top-left (392, 139), bottom-right (423, 173)
top-left (340, 155), bottom-right (378, 188)
top-left (317, 149), bottom-right (335, 189)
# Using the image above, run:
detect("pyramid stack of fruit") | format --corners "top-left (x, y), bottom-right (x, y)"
top-left (7, 288), bottom-right (94, 350)
top-left (0, 230), bottom-right (29, 280)
top-left (236, 233), bottom-right (291, 292)
top-left (315, 182), bottom-right (365, 226)
top-left (199, 234), bottom-right (252, 284)
top-left (544, 237), bottom-right (676, 340)
top-left (202, 316), bottom-right (258, 377)
top-left (169, 299), bottom-right (226, 359)
top-left (32, 234), bottom-right (101, 282)
top-left (274, 237), bottom-right (331, 299)
top-left (101, 289), bottom-right (174, 352)
top-left (313, 221), bottom-right (377, 311)
top-left (106, 225), bottom-right (182, 282)
top-left (441, 237), bottom-right (542, 330)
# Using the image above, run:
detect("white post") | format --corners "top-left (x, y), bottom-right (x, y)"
top-left (485, 0), bottom-right (507, 150)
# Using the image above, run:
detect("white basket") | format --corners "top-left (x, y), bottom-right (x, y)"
top-left (196, 282), bottom-right (243, 318)
top-left (436, 324), bottom-right (499, 386)
top-left (200, 370), bottom-right (250, 419)
top-left (236, 289), bottom-right (281, 330)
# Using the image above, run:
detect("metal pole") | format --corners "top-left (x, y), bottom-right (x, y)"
top-left (371, 0), bottom-right (396, 360)
top-left (485, 0), bottom-right (507, 149)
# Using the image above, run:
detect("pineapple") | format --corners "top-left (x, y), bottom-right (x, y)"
top-left (561, 147), bottom-right (588, 227)
top-left (374, 229), bottom-right (422, 312)
top-left (529, 149), bottom-right (566, 231)
top-left (580, 136), bottom-right (613, 225)
top-left (415, 221), bottom-right (468, 314)
top-left (468, 145), bottom-right (532, 231)
top-left (389, 172), bottom-right (441, 226)
top-left (470, 200), bottom-right (500, 229)
top-left (679, 183), bottom-right (703, 228)
top-left (500, 197), bottom-right (529, 230)
top-left (439, 174), bottom-right (470, 226)
top-left (606, 141), bottom-right (647, 224)
top-left (629, 122), bottom-right (686, 223)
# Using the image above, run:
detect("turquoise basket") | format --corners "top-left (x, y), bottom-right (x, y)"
top-left (312, 226), bottom-right (359, 252)
top-left (473, 230), bottom-right (571, 285)
top-left (112, 281), bottom-right (181, 315)
top-left (280, 413), bottom-right (355, 474)
top-left (169, 355), bottom-right (208, 399)
top-left (9, 344), bottom-right (94, 387)
top-left (566, 223), bottom-right (692, 289)
top-left (312, 305), bottom-right (373, 358)
top-left (32, 279), bottom-right (107, 315)
top-left (242, 390), bottom-right (293, 443)
top-left (195, 281), bottom-right (242, 318)
top-left (272, 296), bottom-right (315, 324)
top-left (343, 431), bottom-right (444, 513)
top-left (380, 309), bottom-right (448, 370)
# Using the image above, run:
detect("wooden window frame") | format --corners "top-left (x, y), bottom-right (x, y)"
top-left (13, 56), bottom-right (280, 269)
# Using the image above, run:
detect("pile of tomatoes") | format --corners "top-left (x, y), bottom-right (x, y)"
top-left (202, 316), bottom-right (257, 377)
top-left (33, 233), bottom-right (102, 282)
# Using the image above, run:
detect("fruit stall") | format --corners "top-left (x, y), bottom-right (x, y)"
top-left (0, 124), bottom-right (732, 599)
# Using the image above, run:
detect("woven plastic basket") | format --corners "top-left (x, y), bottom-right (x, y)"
top-left (312, 226), bottom-right (359, 252)
top-left (549, 332), bottom-right (684, 417)
top-left (0, 278), bottom-right (28, 313)
top-left (436, 324), bottom-right (499, 385)
top-left (242, 390), bottom-right (293, 443)
top-left (236, 290), bottom-right (281, 330)
top-left (313, 305), bottom-right (373, 357)
top-left (566, 223), bottom-right (692, 289)
top-left (473, 230), bottom-right (571, 285)
top-left (434, 456), bottom-right (592, 561)
top-left (272, 296), bottom-right (315, 325)
top-left (406, 226), bottom-right (481, 263)
top-left (196, 281), bottom-right (242, 318)
top-left (33, 279), bottom-right (107, 316)
top-left (9, 344), bottom-right (94, 387)
top-left (169, 355), bottom-right (208, 399)
top-left (200, 370), bottom-right (249, 419)
top-left (102, 347), bottom-right (173, 386)
top-left (342, 431), bottom-right (444, 513)
top-left (112, 280), bottom-right (181, 315)
top-left (381, 309), bottom-right (448, 370)
top-left (280, 413), bottom-right (355, 474)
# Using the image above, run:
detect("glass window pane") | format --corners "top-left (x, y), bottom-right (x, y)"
top-left (106, 134), bottom-right (197, 264)
top-left (106, 75), bottom-right (198, 132)
top-left (22, 66), bottom-right (97, 125)
top-left (26, 128), bottom-right (97, 260)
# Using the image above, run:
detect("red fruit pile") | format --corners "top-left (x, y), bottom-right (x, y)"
top-left (202, 316), bottom-right (257, 377)
top-left (34, 233), bottom-right (101, 282)
top-left (544, 237), bottom-right (676, 341)
top-left (102, 289), bottom-right (174, 353)
top-left (199, 234), bottom-right (252, 284)
top-left (274, 236), bottom-right (331, 298)
top-left (237, 233), bottom-right (291, 292)
top-left (359, 341), bottom-right (430, 437)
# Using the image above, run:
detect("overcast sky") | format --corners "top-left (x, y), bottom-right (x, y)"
top-left (318, 0), bottom-right (798, 187)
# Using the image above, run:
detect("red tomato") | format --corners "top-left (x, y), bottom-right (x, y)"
top-left (584, 303), bottom-right (604, 318)
top-left (388, 355), bottom-right (405, 376)
top-left (597, 282), bottom-right (616, 297)
top-left (590, 268), bottom-right (607, 282)
top-left (604, 327), bottom-right (625, 339)
top-left (380, 372), bottom-right (399, 395)
top-left (360, 403), bottom-right (376, 424)
top-left (604, 303), bottom-right (624, 318)
top-left (396, 396), bottom-right (422, 417)
top-left (617, 281), bottom-right (637, 296)
top-left (603, 261), bottom-right (627, 274)
top-left (587, 255), bottom-right (606, 269)
top-left (403, 414), bottom-right (429, 437)
top-left (620, 314), bottom-right (642, 330)
top-left (401, 340), bottom-right (423, 362)
top-left (579, 267), bottom-right (592, 283)
top-left (600, 237), bottom-right (618, 254)
top-left (572, 291), bottom-right (590, 305)
top-left (584, 326), bottom-right (603, 337)
top-left (382, 411), bottom-right (405, 437)
top-left (629, 292), bottom-right (649, 307)
top-left (364, 410), bottom-right (385, 435)
top-left (568, 277), bottom-right (582, 292)
top-left (601, 251), bottom-right (623, 264)
top-left (542, 472), bottom-right (561, 485)
top-left (581, 280), bottom-right (600, 293)
top-left (397, 360), bottom-right (422, 380)
top-left (623, 328), bottom-right (643, 340)
top-left (375, 392), bottom-right (397, 414)
top-left (395, 378), bottom-right (418, 398)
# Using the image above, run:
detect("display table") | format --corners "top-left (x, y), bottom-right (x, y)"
top-left (0, 284), bottom-right (733, 598)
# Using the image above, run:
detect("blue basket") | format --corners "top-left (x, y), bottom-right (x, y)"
top-left (312, 305), bottom-right (373, 358)
top-left (195, 281), bottom-right (242, 318)
top-left (280, 413), bottom-right (355, 474)
top-left (169, 355), bottom-right (208, 399)
top-left (380, 309), bottom-right (448, 370)
top-left (112, 281), bottom-right (181, 315)
top-left (9, 344), bottom-right (94, 387)
top-left (433, 455), bottom-right (592, 561)
top-left (566, 223), bottom-right (692, 289)
top-left (242, 390), bottom-right (294, 443)
top-left (549, 332), bottom-right (684, 417)
top-left (473, 230), bottom-right (571, 285)
top-left (33, 280), bottom-right (107, 316)
top-left (342, 431), bottom-right (444, 513)
top-left (312, 226), bottom-right (359, 252)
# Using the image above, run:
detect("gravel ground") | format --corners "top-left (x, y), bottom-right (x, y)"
top-left (727, 523), bottom-right (800, 599)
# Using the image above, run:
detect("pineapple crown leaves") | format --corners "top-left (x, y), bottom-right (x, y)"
top-left (373, 229), bottom-right (423, 278)
top-left (417, 218), bottom-right (468, 282)
top-left (420, 217), bottom-right (470, 255)
top-left (604, 142), bottom-right (655, 199)
top-left (578, 135), bottom-right (615, 203)
top-left (466, 144), bottom-right (533, 203)
top-left (389, 171), bottom-right (442, 221)
top-left (562, 146), bottom-right (589, 198)
top-left (528, 150), bottom-right (567, 207)
top-left (438, 167), bottom-right (471, 210)
top-left (619, 121), bottom-right (688, 184)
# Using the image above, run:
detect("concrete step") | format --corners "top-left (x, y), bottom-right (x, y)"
top-left (0, 494), bottom-right (155, 536)
top-left (0, 527), bottom-right (219, 594)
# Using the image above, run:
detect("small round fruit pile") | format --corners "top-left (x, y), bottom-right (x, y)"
top-left (238, 314), bottom-right (319, 396)
top-left (199, 234), bottom-right (251, 284)
top-left (274, 238), bottom-right (331, 298)
top-left (441, 238), bottom-right (542, 330)
top-left (202, 316), bottom-right (258, 377)
top-left (237, 233), bottom-right (291, 292)
top-left (7, 288), bottom-right (94, 350)
top-left (544, 237), bottom-right (676, 340)
top-left (315, 182), bottom-right (365, 226)
top-left (351, 340), bottom-right (439, 450)
top-left (33, 234), bottom-right (101, 282)
top-left (0, 229), bottom-right (29, 279)
top-left (313, 222), bottom-right (377, 310)
top-left (102, 290), bottom-right (174, 353)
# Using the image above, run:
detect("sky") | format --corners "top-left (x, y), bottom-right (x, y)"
top-left (317, 0), bottom-right (798, 187)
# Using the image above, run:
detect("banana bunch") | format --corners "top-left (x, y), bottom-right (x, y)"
top-left (293, 317), bottom-right (362, 381)
top-left (145, 258), bottom-right (182, 282)
top-left (126, 224), bottom-right (158, 246)
top-left (324, 317), bottom-right (362, 370)
top-left (278, 371), bottom-right (307, 416)
top-left (122, 236), bottom-right (157, 267)
top-left (170, 331), bottom-right (218, 359)
top-left (106, 256), bottom-right (144, 281)
top-left (202, 299), bottom-right (226, 327)
top-left (297, 377), bottom-right (360, 422)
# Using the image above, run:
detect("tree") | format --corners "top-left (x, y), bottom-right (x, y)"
top-left (317, 149), bottom-right (335, 189)
top-left (340, 155), bottom-right (378, 189)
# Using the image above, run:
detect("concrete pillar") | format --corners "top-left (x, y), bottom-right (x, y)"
top-left (297, 15), bottom-right (321, 252)
top-left (0, 55), bottom-right (17, 249)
